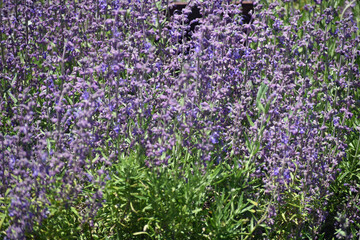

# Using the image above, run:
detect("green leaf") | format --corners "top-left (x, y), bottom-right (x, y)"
top-left (256, 83), bottom-right (268, 103)
top-left (192, 208), bottom-right (202, 215)
top-left (131, 194), bottom-right (147, 201)
top-left (19, 53), bottom-right (25, 64)
top-left (0, 194), bottom-right (9, 230)
top-left (0, 212), bottom-right (5, 230)
top-left (133, 231), bottom-right (150, 236)
top-left (287, 202), bottom-right (301, 208)
top-left (253, 140), bottom-right (261, 155)
top-left (7, 91), bottom-right (17, 104)
top-left (329, 42), bottom-right (336, 58)
top-left (246, 113), bottom-right (254, 127)
top-left (65, 95), bottom-right (73, 105)
top-left (257, 102), bottom-right (265, 114)
top-left (244, 132), bottom-right (251, 152)
top-left (256, 85), bottom-right (266, 113)
top-left (11, 73), bottom-right (17, 86)
top-left (70, 207), bottom-right (80, 218)
top-left (240, 204), bottom-right (254, 214)
top-left (264, 102), bottom-right (271, 114)
top-left (247, 199), bottom-right (258, 207)
top-left (142, 204), bottom-right (153, 212)
top-left (335, 229), bottom-right (347, 237)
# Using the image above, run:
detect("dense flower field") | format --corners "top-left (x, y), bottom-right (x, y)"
top-left (0, 0), bottom-right (359, 239)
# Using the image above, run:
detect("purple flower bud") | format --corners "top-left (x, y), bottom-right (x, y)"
top-left (144, 41), bottom-right (152, 50)
top-left (9, 155), bottom-right (16, 170)
top-left (99, 0), bottom-right (107, 9)
top-left (299, 127), bottom-right (305, 134)
top-left (195, 44), bottom-right (201, 53)
top-left (86, 173), bottom-right (93, 182)
top-left (66, 42), bottom-right (75, 52)
top-left (109, 103), bottom-right (115, 112)
top-left (274, 167), bottom-right (279, 176)
top-left (112, 64), bottom-right (119, 74)
top-left (114, 125), bottom-right (120, 134)
top-left (82, 90), bottom-right (89, 100)
top-left (210, 132), bottom-right (219, 144)
top-left (101, 64), bottom-right (108, 73)
top-left (273, 19), bottom-right (283, 32)
top-left (155, 61), bottom-right (162, 71)
top-left (33, 167), bottom-right (39, 177)
top-left (283, 169), bottom-right (290, 180)
top-left (281, 134), bottom-right (289, 145)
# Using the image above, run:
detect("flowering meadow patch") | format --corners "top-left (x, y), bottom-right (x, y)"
top-left (0, 0), bottom-right (359, 239)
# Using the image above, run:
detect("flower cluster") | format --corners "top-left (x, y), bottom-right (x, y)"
top-left (0, 0), bottom-right (359, 238)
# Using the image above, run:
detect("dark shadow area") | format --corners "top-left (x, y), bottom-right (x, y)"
top-left (167, 1), bottom-right (254, 42)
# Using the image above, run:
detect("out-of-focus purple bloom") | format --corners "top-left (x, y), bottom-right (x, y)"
top-left (101, 64), bottom-right (108, 73)
top-left (195, 44), bottom-right (201, 54)
top-left (112, 0), bottom-right (119, 9)
top-left (86, 173), bottom-right (93, 182)
top-left (41, 153), bottom-right (47, 163)
top-left (232, 48), bottom-right (241, 60)
top-left (208, 48), bottom-right (214, 59)
top-left (82, 90), bottom-right (90, 100)
top-left (105, 174), bottom-right (111, 181)
top-left (109, 103), bottom-right (115, 112)
top-left (112, 64), bottom-right (119, 74)
top-left (155, 61), bottom-right (162, 71)
top-left (312, 151), bottom-right (318, 160)
top-left (283, 169), bottom-right (290, 180)
top-left (274, 167), bottom-right (279, 176)
top-left (9, 155), bottom-right (16, 170)
top-left (273, 19), bottom-right (283, 32)
top-left (33, 167), bottom-right (39, 177)
top-left (281, 133), bottom-right (289, 145)
top-left (210, 132), bottom-right (219, 144)
top-left (329, 28), bottom-right (339, 36)
top-left (99, 0), bottom-right (107, 9)
top-left (66, 42), bottom-right (75, 52)
top-left (114, 125), bottom-right (120, 134)
top-left (299, 126), bottom-right (305, 134)
top-left (144, 41), bottom-right (152, 50)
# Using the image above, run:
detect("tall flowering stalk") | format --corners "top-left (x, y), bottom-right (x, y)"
top-left (0, 0), bottom-right (359, 239)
